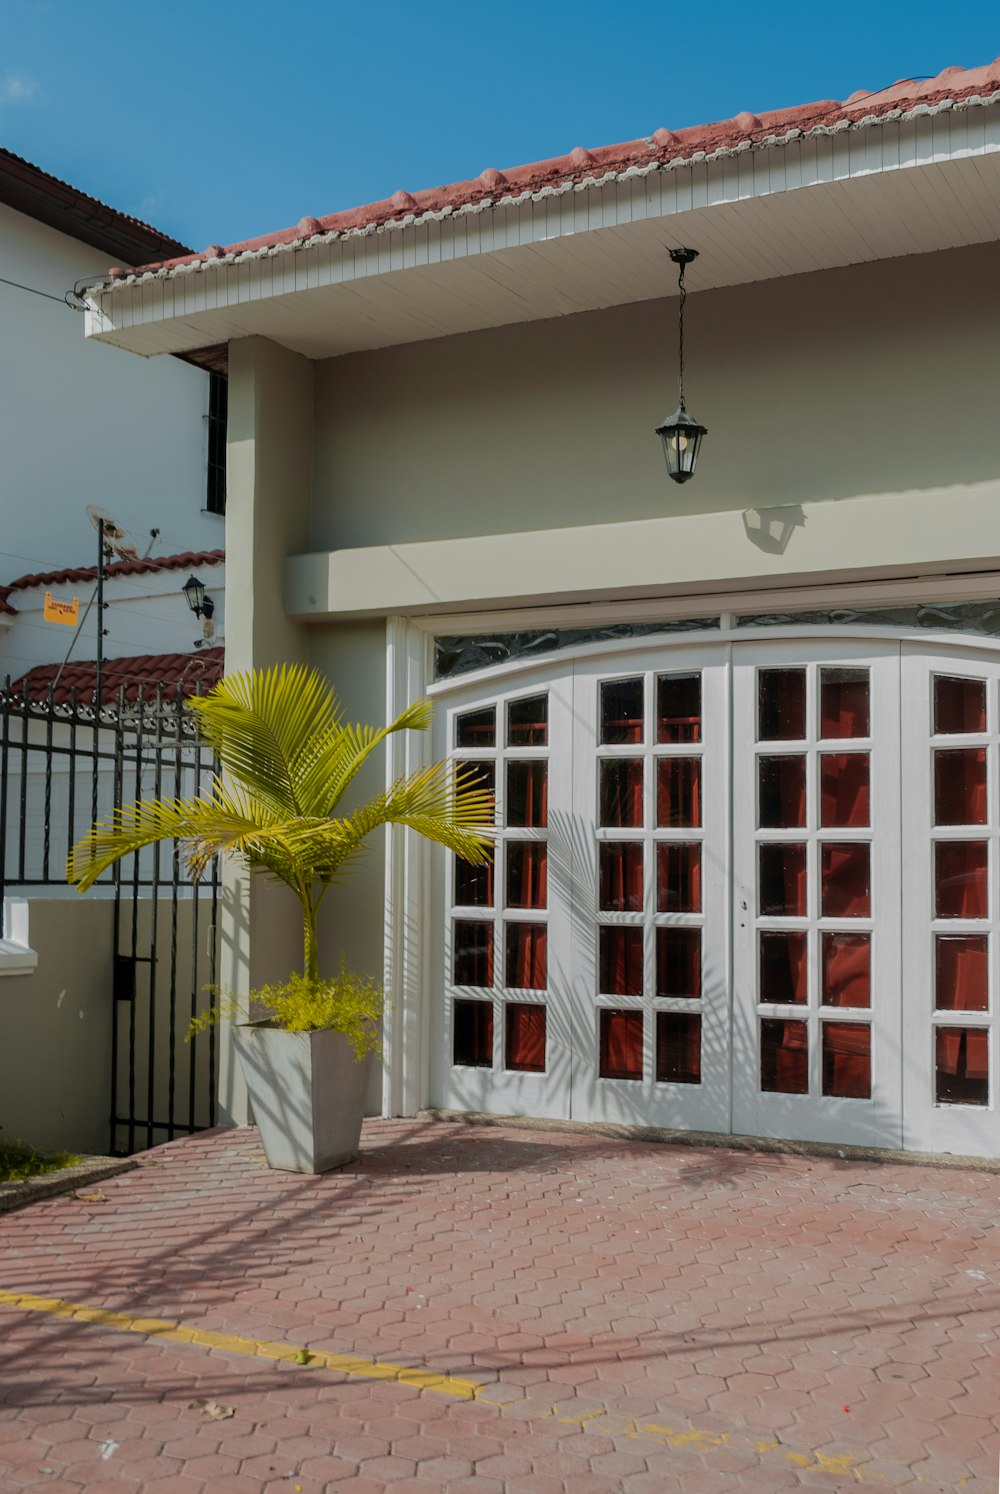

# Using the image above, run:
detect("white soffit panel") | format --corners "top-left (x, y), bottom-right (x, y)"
top-left (85, 108), bottom-right (1000, 361)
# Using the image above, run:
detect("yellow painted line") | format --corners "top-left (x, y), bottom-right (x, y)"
top-left (0, 1288), bottom-right (478, 1401)
top-left (0, 1289), bottom-right (976, 1484)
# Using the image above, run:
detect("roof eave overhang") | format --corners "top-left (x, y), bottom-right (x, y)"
top-left (84, 95), bottom-right (1000, 362)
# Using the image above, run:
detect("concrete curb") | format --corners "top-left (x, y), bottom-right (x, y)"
top-left (419, 1108), bottom-right (1000, 1173)
top-left (0, 1156), bottom-right (137, 1214)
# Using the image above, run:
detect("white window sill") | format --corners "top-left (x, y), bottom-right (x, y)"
top-left (0, 901), bottom-right (38, 977)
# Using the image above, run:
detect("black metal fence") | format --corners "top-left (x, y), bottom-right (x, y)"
top-left (0, 681), bottom-right (220, 1155)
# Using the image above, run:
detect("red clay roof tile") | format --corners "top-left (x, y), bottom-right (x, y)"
top-left (100, 58), bottom-right (1000, 283)
top-left (4, 548), bottom-right (224, 596)
top-left (10, 646), bottom-right (224, 706)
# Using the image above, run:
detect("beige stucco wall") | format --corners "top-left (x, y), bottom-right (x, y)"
top-left (1, 898), bottom-right (214, 1156)
top-left (220, 337), bottom-right (314, 1125)
top-left (1, 900), bottom-right (112, 1154)
top-left (309, 242), bottom-right (1000, 551)
top-left (310, 621), bottom-right (388, 980)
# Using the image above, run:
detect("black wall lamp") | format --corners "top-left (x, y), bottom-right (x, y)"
top-left (655, 247), bottom-right (707, 483)
top-left (182, 574), bottom-right (215, 622)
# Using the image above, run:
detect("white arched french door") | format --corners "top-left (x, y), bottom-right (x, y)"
top-left (426, 629), bottom-right (1000, 1156)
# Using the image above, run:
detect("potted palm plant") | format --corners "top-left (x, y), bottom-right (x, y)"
top-left (68, 664), bottom-right (493, 1173)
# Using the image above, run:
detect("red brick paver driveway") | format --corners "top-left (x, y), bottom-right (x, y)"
top-left (1, 1120), bottom-right (998, 1492)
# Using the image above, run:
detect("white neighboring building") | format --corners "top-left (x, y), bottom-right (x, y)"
top-left (0, 148), bottom-right (227, 686)
top-left (0, 549), bottom-right (225, 693)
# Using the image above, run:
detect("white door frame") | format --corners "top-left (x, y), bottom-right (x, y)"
top-left (731, 638), bottom-right (902, 1148)
top-left (901, 641), bottom-right (1000, 1157)
top-left (388, 615), bottom-right (1000, 1153)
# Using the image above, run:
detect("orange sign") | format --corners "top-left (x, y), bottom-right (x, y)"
top-left (43, 592), bottom-right (79, 625)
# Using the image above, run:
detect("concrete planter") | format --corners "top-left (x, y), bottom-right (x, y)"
top-left (233, 1023), bottom-right (374, 1174)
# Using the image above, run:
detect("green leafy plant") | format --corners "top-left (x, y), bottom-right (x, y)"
top-left (68, 664), bottom-right (494, 1009)
top-left (189, 962), bottom-right (383, 1057)
top-left (0, 1130), bottom-right (79, 1184)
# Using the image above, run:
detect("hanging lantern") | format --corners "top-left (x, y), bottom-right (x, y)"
top-left (655, 247), bottom-right (707, 483)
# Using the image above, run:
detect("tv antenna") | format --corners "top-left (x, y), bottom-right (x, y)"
top-left (86, 504), bottom-right (142, 564)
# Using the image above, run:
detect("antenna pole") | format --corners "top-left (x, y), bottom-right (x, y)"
top-left (95, 520), bottom-right (107, 707)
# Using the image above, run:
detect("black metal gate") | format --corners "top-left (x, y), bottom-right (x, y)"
top-left (0, 681), bottom-right (219, 1155)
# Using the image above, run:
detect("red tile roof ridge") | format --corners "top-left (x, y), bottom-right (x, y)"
top-left (93, 58), bottom-right (1000, 289)
top-left (10, 646), bottom-right (225, 706)
top-left (4, 548), bottom-right (224, 595)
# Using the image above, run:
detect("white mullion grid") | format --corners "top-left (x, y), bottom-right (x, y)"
top-left (814, 665), bottom-right (877, 1098)
top-left (590, 673), bottom-right (649, 1079)
top-left (447, 705), bottom-right (499, 1061)
top-left (651, 667), bottom-right (707, 1084)
top-left (752, 664), bottom-right (812, 1084)
top-left (927, 698), bottom-right (996, 1107)
top-left (498, 695), bottom-right (550, 1060)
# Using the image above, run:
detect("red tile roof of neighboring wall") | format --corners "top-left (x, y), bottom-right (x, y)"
top-left (0, 549), bottom-right (224, 615)
top-left (10, 647), bottom-right (225, 706)
top-left (100, 58), bottom-right (1000, 284)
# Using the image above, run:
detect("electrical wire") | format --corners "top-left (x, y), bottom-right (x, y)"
top-left (0, 274), bottom-right (86, 310)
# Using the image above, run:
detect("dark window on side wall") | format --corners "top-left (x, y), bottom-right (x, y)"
top-left (206, 372), bottom-right (228, 515)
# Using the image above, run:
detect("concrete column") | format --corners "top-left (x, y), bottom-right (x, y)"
top-left (217, 337), bottom-right (314, 1126)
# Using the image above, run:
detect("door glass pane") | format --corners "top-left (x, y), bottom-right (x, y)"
top-left (507, 694), bottom-right (548, 746)
top-left (600, 843), bottom-right (643, 912)
top-left (655, 1013), bottom-right (701, 1084)
top-left (820, 753), bottom-right (870, 828)
top-left (505, 924), bottom-right (547, 989)
top-left (600, 759), bottom-right (643, 827)
top-left (758, 755), bottom-right (806, 828)
top-left (453, 921), bottom-right (494, 987)
top-left (599, 927), bottom-right (643, 996)
top-left (457, 759), bottom-right (496, 795)
top-left (507, 760), bottom-right (548, 827)
top-left (934, 675), bottom-right (987, 735)
top-left (820, 667), bottom-right (870, 738)
top-left (935, 841), bottom-right (988, 919)
top-left (506, 842), bottom-right (547, 908)
top-left (934, 748), bottom-right (987, 826)
top-left (656, 843), bottom-right (701, 912)
top-left (821, 842), bottom-right (871, 918)
top-left (758, 668), bottom-right (806, 741)
top-left (657, 673), bottom-right (701, 743)
top-left (455, 854), bottom-right (493, 908)
top-left (759, 843), bottom-right (807, 916)
top-left (760, 1018), bottom-right (808, 1093)
top-left (822, 1022), bottom-right (871, 1098)
top-left (935, 935), bottom-right (989, 1012)
top-left (656, 758), bottom-right (701, 827)
top-left (456, 706), bottom-right (496, 748)
top-left (505, 1003), bottom-right (546, 1072)
top-left (656, 927), bottom-right (701, 997)
top-left (759, 930), bottom-right (807, 1004)
top-left (599, 1009), bottom-right (643, 1080)
top-left (600, 678), bottom-right (643, 744)
top-left (822, 933), bottom-right (871, 1008)
top-left (936, 1027), bottom-right (989, 1105)
top-left (453, 1000), bottom-right (493, 1066)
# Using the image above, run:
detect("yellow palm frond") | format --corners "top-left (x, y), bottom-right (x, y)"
top-left (69, 663), bottom-right (491, 982)
top-left (68, 782), bottom-right (305, 892)
top-left (188, 664), bottom-right (343, 818)
top-left (288, 761), bottom-right (495, 878)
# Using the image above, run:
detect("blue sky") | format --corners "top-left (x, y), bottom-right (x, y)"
top-left (2, 0), bottom-right (999, 250)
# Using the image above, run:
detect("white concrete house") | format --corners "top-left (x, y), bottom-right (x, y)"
top-left (82, 58), bottom-right (1000, 1159)
top-left (0, 148), bottom-right (227, 686)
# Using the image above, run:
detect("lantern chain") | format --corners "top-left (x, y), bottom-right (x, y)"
top-left (669, 246), bottom-right (698, 414)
